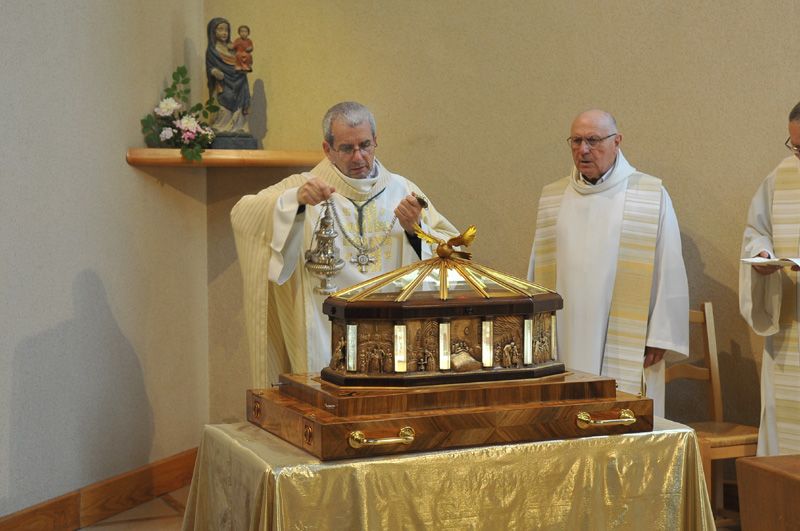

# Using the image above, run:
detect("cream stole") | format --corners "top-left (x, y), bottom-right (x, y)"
top-left (770, 159), bottom-right (800, 453)
top-left (533, 174), bottom-right (661, 395)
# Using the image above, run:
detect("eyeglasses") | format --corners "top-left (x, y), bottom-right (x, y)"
top-left (785, 137), bottom-right (800, 155)
top-left (566, 133), bottom-right (618, 149)
top-left (331, 140), bottom-right (377, 156)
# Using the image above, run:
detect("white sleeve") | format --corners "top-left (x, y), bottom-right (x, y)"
top-left (268, 186), bottom-right (306, 285)
top-left (739, 174), bottom-right (782, 336)
top-left (645, 189), bottom-right (690, 356)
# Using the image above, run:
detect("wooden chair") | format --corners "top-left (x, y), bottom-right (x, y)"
top-left (665, 301), bottom-right (759, 520)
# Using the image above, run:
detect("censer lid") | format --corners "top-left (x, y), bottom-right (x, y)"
top-left (329, 225), bottom-right (554, 303)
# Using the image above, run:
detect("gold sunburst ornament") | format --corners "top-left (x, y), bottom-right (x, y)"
top-left (330, 224), bottom-right (552, 302)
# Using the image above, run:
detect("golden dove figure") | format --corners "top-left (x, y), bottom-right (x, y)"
top-left (413, 224), bottom-right (477, 260)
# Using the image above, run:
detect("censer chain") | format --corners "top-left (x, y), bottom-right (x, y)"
top-left (327, 198), bottom-right (398, 255)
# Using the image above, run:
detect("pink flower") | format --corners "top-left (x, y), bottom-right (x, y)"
top-left (181, 130), bottom-right (196, 144)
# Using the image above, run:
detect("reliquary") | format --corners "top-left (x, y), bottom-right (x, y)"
top-left (248, 229), bottom-right (653, 460)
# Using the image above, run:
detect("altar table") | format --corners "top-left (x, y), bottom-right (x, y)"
top-left (182, 418), bottom-right (713, 530)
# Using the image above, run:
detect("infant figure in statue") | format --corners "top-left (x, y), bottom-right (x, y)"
top-left (229, 25), bottom-right (253, 72)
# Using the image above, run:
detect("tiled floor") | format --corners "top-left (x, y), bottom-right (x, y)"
top-left (80, 486), bottom-right (190, 530)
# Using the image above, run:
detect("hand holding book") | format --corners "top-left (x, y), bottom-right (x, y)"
top-left (741, 252), bottom-right (800, 274)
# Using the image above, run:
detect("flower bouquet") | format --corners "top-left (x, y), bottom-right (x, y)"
top-left (141, 65), bottom-right (220, 161)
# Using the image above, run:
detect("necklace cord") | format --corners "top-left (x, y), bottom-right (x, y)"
top-left (329, 198), bottom-right (398, 254)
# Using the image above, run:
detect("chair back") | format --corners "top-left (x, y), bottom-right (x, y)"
top-left (664, 301), bottom-right (723, 422)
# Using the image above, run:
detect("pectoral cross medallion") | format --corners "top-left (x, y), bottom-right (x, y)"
top-left (351, 251), bottom-right (376, 273)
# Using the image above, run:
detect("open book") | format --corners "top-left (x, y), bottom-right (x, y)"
top-left (741, 256), bottom-right (800, 268)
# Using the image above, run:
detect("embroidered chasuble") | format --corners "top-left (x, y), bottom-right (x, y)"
top-left (529, 151), bottom-right (689, 411)
top-left (740, 155), bottom-right (800, 454)
top-left (232, 159), bottom-right (459, 387)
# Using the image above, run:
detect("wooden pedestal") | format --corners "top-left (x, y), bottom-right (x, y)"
top-left (247, 371), bottom-right (653, 460)
top-left (737, 454), bottom-right (800, 531)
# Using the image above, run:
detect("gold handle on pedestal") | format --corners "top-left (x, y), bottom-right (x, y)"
top-left (348, 426), bottom-right (416, 449)
top-left (576, 409), bottom-right (636, 429)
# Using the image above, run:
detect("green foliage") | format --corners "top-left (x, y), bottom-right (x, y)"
top-left (181, 144), bottom-right (204, 162)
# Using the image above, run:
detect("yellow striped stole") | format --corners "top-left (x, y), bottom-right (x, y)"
top-left (771, 158), bottom-right (800, 453)
top-left (601, 175), bottom-right (661, 396)
top-left (532, 177), bottom-right (569, 291)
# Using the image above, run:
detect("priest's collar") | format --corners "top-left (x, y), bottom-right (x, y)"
top-left (570, 151), bottom-right (635, 195)
top-left (339, 163), bottom-right (379, 194)
top-left (580, 156), bottom-right (618, 185)
top-left (318, 158), bottom-right (391, 202)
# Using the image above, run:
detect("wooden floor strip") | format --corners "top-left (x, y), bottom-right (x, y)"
top-left (159, 493), bottom-right (186, 515)
top-left (0, 447), bottom-right (197, 531)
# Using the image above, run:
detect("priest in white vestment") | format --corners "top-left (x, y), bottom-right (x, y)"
top-left (528, 110), bottom-right (689, 417)
top-left (739, 102), bottom-right (800, 455)
top-left (232, 102), bottom-right (459, 387)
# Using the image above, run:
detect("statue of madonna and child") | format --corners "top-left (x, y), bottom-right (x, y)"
top-left (206, 17), bottom-right (258, 149)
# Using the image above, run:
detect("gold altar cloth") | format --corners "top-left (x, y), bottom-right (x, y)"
top-left (182, 418), bottom-right (713, 530)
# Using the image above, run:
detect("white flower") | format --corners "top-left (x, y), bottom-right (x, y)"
top-left (175, 115), bottom-right (200, 132)
top-left (159, 127), bottom-right (175, 141)
top-left (154, 97), bottom-right (182, 117)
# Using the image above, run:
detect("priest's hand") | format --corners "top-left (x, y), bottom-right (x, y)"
top-left (297, 177), bottom-right (335, 206)
top-left (643, 346), bottom-right (665, 368)
top-left (752, 250), bottom-right (783, 275)
top-left (395, 194), bottom-right (424, 234)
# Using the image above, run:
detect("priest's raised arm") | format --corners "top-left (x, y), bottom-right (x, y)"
top-left (232, 101), bottom-right (459, 387)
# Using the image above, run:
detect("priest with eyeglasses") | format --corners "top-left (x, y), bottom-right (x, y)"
top-left (739, 101), bottom-right (800, 455)
top-left (232, 101), bottom-right (459, 386)
top-left (527, 109), bottom-right (689, 416)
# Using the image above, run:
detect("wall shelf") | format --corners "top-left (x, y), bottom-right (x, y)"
top-left (126, 148), bottom-right (321, 168)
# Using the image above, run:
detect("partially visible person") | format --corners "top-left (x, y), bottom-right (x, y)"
top-left (528, 109), bottom-right (689, 416)
top-left (739, 101), bottom-right (800, 455)
top-left (232, 101), bottom-right (459, 386)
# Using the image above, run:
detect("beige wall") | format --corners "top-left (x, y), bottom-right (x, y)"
top-left (4, 0), bottom-right (797, 516)
top-left (207, 1), bottom-right (800, 426)
top-left (0, 0), bottom-right (209, 516)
